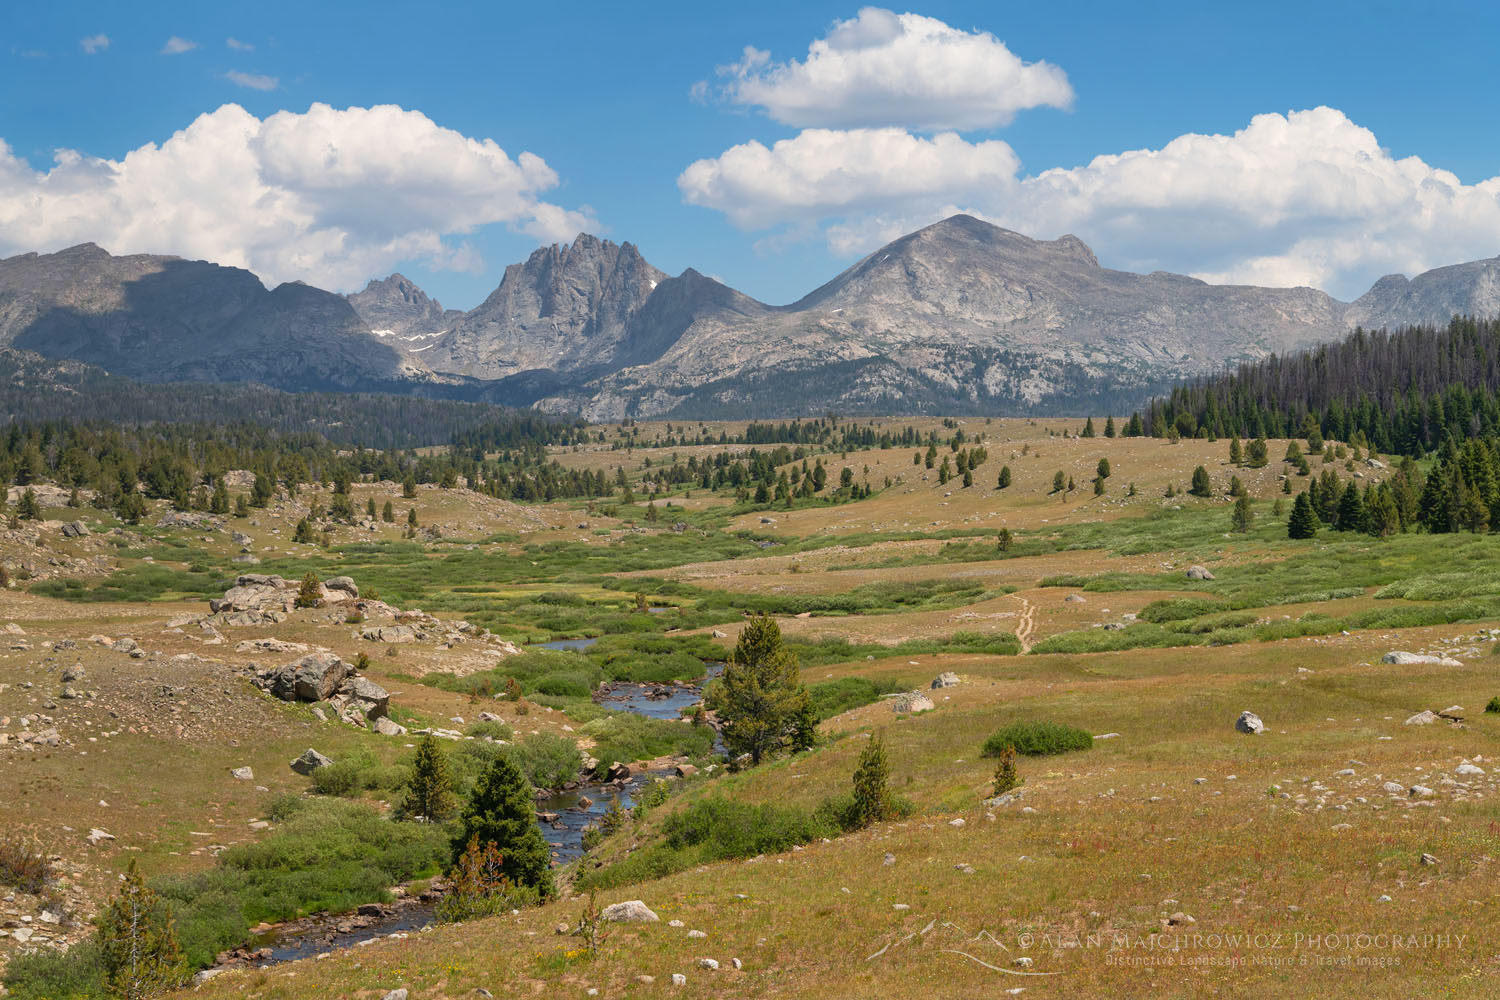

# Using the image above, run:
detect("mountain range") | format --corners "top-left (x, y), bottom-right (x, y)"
top-left (1, 216), bottom-right (1496, 417)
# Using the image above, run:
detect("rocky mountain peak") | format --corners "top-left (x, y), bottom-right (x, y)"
top-left (346, 273), bottom-right (453, 340)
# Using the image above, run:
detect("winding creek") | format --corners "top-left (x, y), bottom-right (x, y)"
top-left (233, 652), bottom-right (719, 967)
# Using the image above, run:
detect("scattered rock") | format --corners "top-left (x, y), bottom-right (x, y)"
top-left (230, 766), bottom-right (254, 780)
top-left (1186, 565), bottom-right (1215, 581)
top-left (1404, 710), bottom-right (1439, 726)
top-left (1382, 651), bottom-right (1463, 667)
top-left (698, 958), bottom-right (719, 970)
top-left (1234, 711), bottom-right (1265, 735)
top-left (671, 973), bottom-right (687, 986)
top-left (891, 691), bottom-right (935, 714)
top-left (930, 672), bottom-right (960, 689)
top-left (600, 900), bottom-right (658, 923)
top-left (1420, 853), bottom-right (1439, 866)
top-left (290, 748), bottom-right (334, 775)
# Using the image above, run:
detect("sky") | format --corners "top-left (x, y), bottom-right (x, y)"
top-left (3, 1), bottom-right (1499, 310)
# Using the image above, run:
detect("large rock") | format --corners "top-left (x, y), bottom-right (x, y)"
top-left (1381, 651), bottom-right (1463, 667)
top-left (1185, 565), bottom-right (1215, 581)
top-left (1234, 710), bottom-right (1265, 734)
top-left (600, 900), bottom-right (659, 923)
top-left (278, 652), bottom-right (349, 702)
top-left (930, 672), bottom-right (961, 689)
top-left (213, 574), bottom-right (294, 614)
top-left (345, 676), bottom-right (390, 719)
top-left (362, 625), bottom-right (419, 644)
top-left (1404, 710), bottom-right (1440, 726)
top-left (60, 520), bottom-right (89, 538)
top-left (290, 748), bottom-right (334, 774)
top-left (324, 576), bottom-right (359, 601)
top-left (373, 717), bottom-right (407, 737)
top-left (892, 691), bottom-right (935, 714)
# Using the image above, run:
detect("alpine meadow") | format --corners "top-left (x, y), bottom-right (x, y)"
top-left (4, 4), bottom-right (1500, 999)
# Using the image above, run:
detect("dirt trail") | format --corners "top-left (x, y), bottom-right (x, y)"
top-left (1011, 594), bottom-right (1036, 653)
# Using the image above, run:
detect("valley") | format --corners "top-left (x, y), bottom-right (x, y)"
top-left (2, 416), bottom-right (1499, 997)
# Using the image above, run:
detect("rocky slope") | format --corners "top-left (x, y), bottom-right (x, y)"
top-left (0, 245), bottom-right (442, 393)
top-left (4, 220), bottom-right (1498, 416)
top-left (345, 273), bottom-right (460, 346)
top-left (1344, 256), bottom-right (1500, 330)
top-left (418, 234), bottom-right (669, 379)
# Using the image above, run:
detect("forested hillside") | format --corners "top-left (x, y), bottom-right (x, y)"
top-left (1135, 317), bottom-right (1500, 454)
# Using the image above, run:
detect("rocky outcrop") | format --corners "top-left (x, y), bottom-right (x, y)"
top-left (253, 653), bottom-right (390, 724)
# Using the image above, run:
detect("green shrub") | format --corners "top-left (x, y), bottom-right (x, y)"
top-left (505, 732), bottom-right (581, 790)
top-left (1, 940), bottom-right (107, 1000)
top-left (153, 797), bottom-right (447, 969)
top-left (580, 712), bottom-right (715, 773)
top-left (982, 721), bottom-right (1093, 757)
top-left (467, 719), bottom-right (514, 741)
top-left (805, 677), bottom-right (908, 720)
top-left (1487, 697), bottom-right (1500, 714)
top-left (1138, 597), bottom-right (1227, 623)
top-left (308, 750), bottom-right (406, 797)
top-left (660, 797), bottom-right (837, 862)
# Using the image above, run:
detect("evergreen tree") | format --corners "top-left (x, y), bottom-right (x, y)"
top-left (1104, 416), bottom-right (1116, 438)
top-left (991, 745), bottom-right (1021, 797)
top-left (996, 527), bottom-right (1013, 552)
top-left (1051, 470), bottom-right (1066, 493)
top-left (1367, 486), bottom-right (1401, 538)
top-left (403, 474), bottom-right (417, 499)
top-left (454, 753), bottom-right (555, 899)
top-left (407, 507), bottom-right (419, 527)
top-left (234, 494), bottom-right (249, 518)
top-left (848, 733), bottom-right (894, 829)
top-left (1231, 494), bottom-right (1254, 532)
top-left (404, 734), bottom-right (456, 822)
top-left (1246, 437), bottom-right (1269, 468)
top-left (1229, 437), bottom-right (1243, 466)
top-left (1096, 458), bottom-right (1111, 479)
top-left (294, 571), bottom-right (322, 608)
top-left (210, 478), bottom-right (230, 515)
top-left (1335, 482), bottom-right (1368, 533)
top-left (962, 468), bottom-right (973, 488)
top-left (997, 465), bottom-right (1012, 489)
top-left (1189, 466), bottom-right (1212, 497)
top-left (714, 615), bottom-right (809, 765)
top-left (250, 472), bottom-right (274, 508)
top-left (293, 518), bottom-right (315, 544)
top-left (97, 859), bottom-right (186, 999)
top-left (16, 487), bottom-right (39, 520)
top-left (1288, 492), bottom-right (1319, 539)
top-left (366, 496), bottom-right (378, 518)
top-left (382, 500), bottom-right (395, 522)
top-left (1081, 417), bottom-right (1096, 438)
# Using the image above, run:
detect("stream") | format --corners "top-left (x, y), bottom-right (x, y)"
top-left (234, 655), bottom-right (718, 966)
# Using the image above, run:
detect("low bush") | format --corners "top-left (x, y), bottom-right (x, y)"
top-left (505, 732), bottom-right (582, 790)
top-left (2, 940), bottom-right (106, 1000)
top-left (580, 712), bottom-right (716, 774)
top-left (307, 749), bottom-right (406, 797)
top-left (1486, 697), bottom-right (1500, 713)
top-left (0, 832), bottom-right (50, 894)
top-left (467, 719), bottom-right (513, 741)
top-left (982, 721), bottom-right (1094, 757)
top-left (1138, 597), bottom-right (1227, 623)
top-left (661, 797), bottom-right (838, 862)
top-left (805, 677), bottom-right (909, 721)
top-left (153, 796), bottom-right (448, 968)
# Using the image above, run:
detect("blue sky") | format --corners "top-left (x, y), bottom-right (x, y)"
top-left (4, 1), bottom-right (1499, 310)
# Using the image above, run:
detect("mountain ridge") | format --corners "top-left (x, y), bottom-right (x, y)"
top-left (6, 217), bottom-right (1499, 417)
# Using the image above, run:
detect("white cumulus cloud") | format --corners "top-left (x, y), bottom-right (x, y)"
top-left (680, 107), bottom-right (1500, 299)
top-left (679, 128), bottom-right (1018, 230)
top-left (79, 34), bottom-right (110, 54)
top-left (226, 37), bottom-right (254, 51)
top-left (0, 103), bottom-right (597, 291)
top-left (225, 70), bottom-right (278, 91)
top-left (161, 36), bottom-right (198, 55)
top-left (710, 7), bottom-right (1072, 131)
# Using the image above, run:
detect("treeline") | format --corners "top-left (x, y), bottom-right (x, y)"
top-left (1130, 317), bottom-right (1500, 455)
top-left (0, 349), bottom-right (547, 450)
top-left (0, 419), bottom-right (614, 522)
top-left (610, 417), bottom-right (954, 453)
